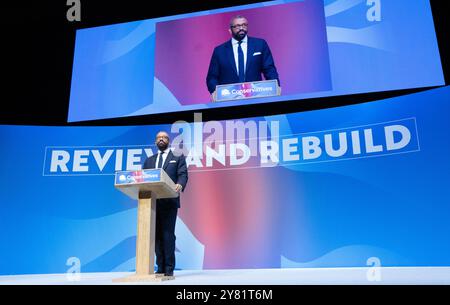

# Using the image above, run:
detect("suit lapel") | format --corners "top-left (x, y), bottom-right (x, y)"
top-left (225, 40), bottom-right (238, 77)
top-left (245, 37), bottom-right (253, 76)
top-left (149, 154), bottom-right (157, 168)
top-left (162, 150), bottom-right (173, 170)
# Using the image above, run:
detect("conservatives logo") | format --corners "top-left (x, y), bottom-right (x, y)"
top-left (221, 88), bottom-right (231, 96)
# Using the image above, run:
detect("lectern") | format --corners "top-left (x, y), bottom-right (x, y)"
top-left (112, 168), bottom-right (178, 282)
top-left (213, 79), bottom-right (280, 102)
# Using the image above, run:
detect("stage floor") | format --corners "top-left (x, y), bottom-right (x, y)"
top-left (1, 267), bottom-right (449, 285)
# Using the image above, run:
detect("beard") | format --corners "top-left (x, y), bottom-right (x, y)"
top-left (233, 30), bottom-right (247, 41)
top-left (157, 140), bottom-right (168, 151)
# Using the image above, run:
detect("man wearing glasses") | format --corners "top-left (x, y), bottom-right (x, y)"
top-left (142, 131), bottom-right (188, 278)
top-left (206, 15), bottom-right (280, 101)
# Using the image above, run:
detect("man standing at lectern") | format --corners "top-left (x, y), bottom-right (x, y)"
top-left (206, 15), bottom-right (280, 100)
top-left (142, 131), bottom-right (188, 277)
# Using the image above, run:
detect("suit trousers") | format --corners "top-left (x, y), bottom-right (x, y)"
top-left (155, 201), bottom-right (178, 273)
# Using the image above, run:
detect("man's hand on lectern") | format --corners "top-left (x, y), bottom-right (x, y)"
top-left (175, 184), bottom-right (183, 193)
top-left (211, 91), bottom-right (217, 102)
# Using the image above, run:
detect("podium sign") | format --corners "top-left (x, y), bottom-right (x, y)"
top-left (115, 169), bottom-right (178, 200)
top-left (115, 169), bottom-right (161, 184)
top-left (215, 79), bottom-right (280, 102)
top-left (113, 168), bottom-right (178, 282)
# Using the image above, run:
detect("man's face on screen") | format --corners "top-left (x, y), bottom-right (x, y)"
top-left (155, 132), bottom-right (170, 151)
top-left (230, 17), bottom-right (248, 41)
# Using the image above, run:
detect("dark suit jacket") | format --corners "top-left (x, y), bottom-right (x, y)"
top-left (206, 36), bottom-right (280, 94)
top-left (142, 150), bottom-right (188, 209)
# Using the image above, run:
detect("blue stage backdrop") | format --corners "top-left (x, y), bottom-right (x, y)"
top-left (1, 86), bottom-right (450, 275)
top-left (68, 0), bottom-right (444, 122)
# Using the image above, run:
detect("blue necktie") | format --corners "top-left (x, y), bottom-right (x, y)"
top-left (157, 151), bottom-right (164, 169)
top-left (238, 40), bottom-right (245, 82)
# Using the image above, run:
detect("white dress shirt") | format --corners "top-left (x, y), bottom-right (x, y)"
top-left (155, 148), bottom-right (170, 168)
top-left (231, 35), bottom-right (248, 77)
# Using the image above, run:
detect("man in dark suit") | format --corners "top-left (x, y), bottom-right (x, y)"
top-left (142, 131), bottom-right (188, 277)
top-left (206, 15), bottom-right (280, 100)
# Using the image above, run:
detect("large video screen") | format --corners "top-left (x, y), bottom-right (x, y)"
top-left (68, 0), bottom-right (444, 122)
